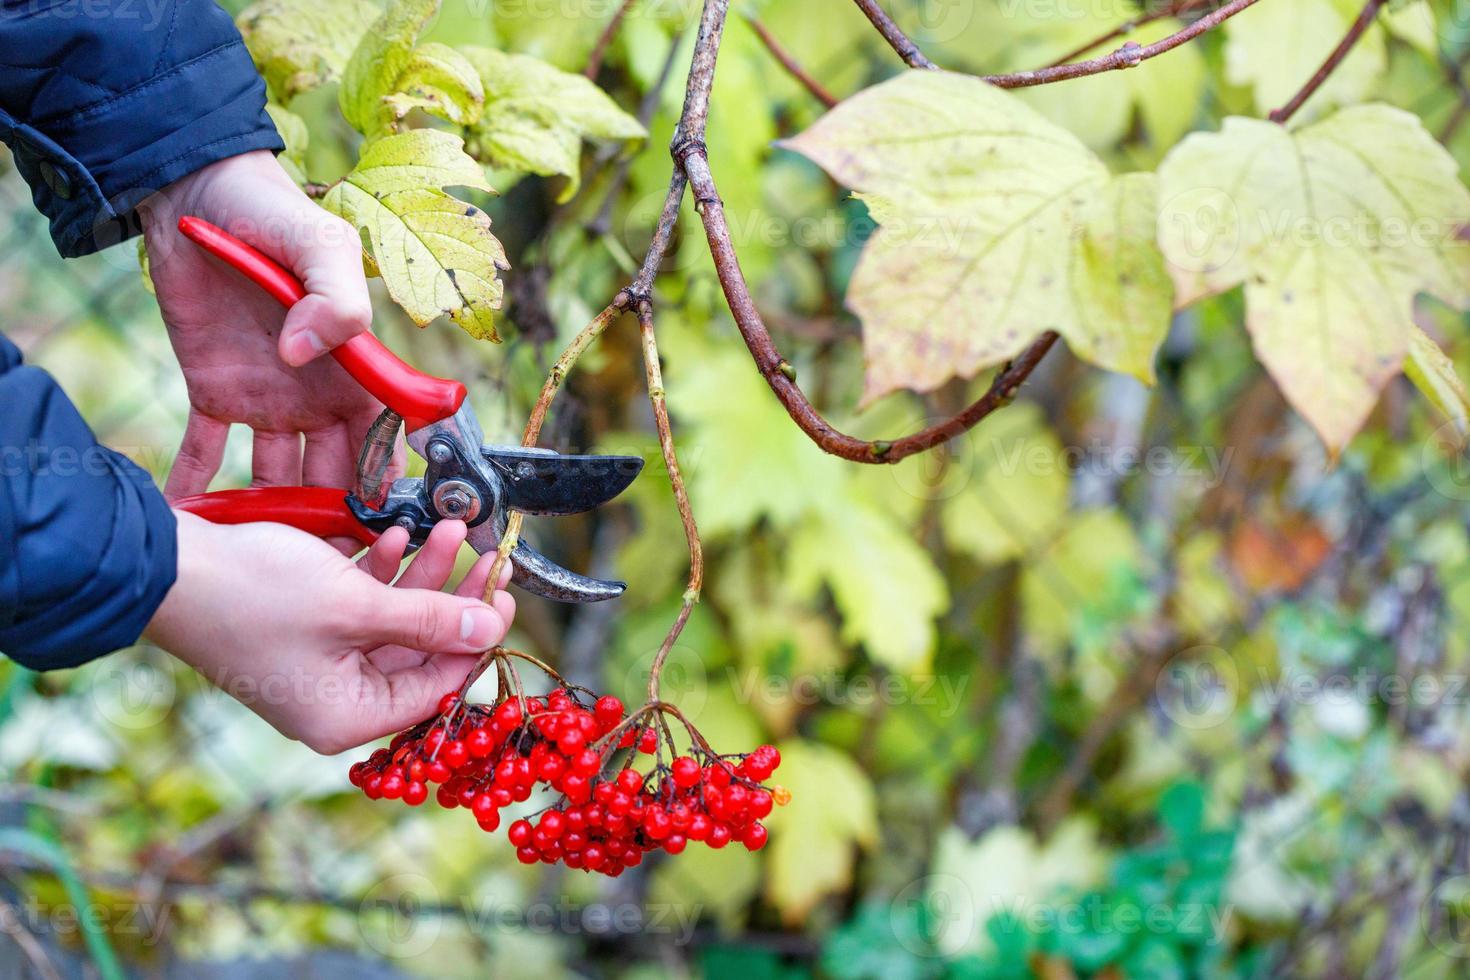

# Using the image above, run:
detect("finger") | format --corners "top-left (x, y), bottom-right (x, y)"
top-left (353, 588), bottom-right (508, 654)
top-left (275, 215), bottom-right (372, 367)
top-left (395, 521), bottom-right (468, 591)
top-left (303, 423), bottom-right (357, 489)
top-left (490, 590), bottom-right (515, 634)
top-left (452, 554), bottom-right (511, 601)
top-left (251, 430), bottom-right (303, 487)
top-left (164, 409), bottom-right (228, 501)
top-left (358, 526), bottom-right (411, 583)
top-left (370, 653), bottom-right (481, 734)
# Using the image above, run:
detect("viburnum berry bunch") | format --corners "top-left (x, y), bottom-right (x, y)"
top-left (347, 648), bottom-right (787, 876)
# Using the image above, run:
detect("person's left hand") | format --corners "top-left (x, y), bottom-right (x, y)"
top-left (140, 150), bottom-right (385, 500)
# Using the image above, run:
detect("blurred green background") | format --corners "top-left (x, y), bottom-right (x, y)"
top-left (6, 0), bottom-right (1470, 977)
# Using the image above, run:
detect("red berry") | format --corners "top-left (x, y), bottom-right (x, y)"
top-left (556, 728), bottom-right (586, 755)
top-left (742, 822), bottom-right (768, 851)
top-left (427, 759), bottom-right (452, 783)
top-left (616, 768), bottom-right (643, 795)
top-left (437, 693), bottom-right (460, 715)
top-left (637, 728), bottom-right (658, 754)
top-left (466, 727), bottom-right (495, 758)
top-left (380, 774), bottom-right (405, 800)
top-left (403, 780), bottom-right (428, 806)
top-left (708, 823), bottom-right (731, 849)
top-left (671, 756), bottom-right (700, 788)
top-left (594, 695), bottom-right (624, 727)
top-left (540, 811), bottom-right (566, 840)
top-left (664, 834), bottom-right (688, 855)
top-left (508, 819), bottom-right (533, 848)
top-left (573, 749), bottom-right (600, 776)
top-left (478, 810), bottom-right (501, 832)
top-left (471, 793), bottom-right (497, 821)
top-left (441, 740), bottom-right (469, 769)
top-left (516, 846), bottom-right (539, 865)
top-left (750, 789), bottom-right (774, 819)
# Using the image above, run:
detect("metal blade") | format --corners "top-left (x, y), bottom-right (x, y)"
top-left (480, 447), bottom-right (644, 516)
top-left (511, 540), bottom-right (627, 603)
top-left (467, 512), bottom-right (629, 603)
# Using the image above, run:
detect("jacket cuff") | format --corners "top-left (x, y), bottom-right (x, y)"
top-left (6, 38), bottom-right (283, 258)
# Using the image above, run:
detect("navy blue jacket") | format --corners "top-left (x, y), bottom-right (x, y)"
top-left (0, 0), bottom-right (283, 669)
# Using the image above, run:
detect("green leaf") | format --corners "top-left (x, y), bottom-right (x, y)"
top-left (460, 46), bottom-right (647, 201)
top-left (1157, 105), bottom-right (1470, 449)
top-left (941, 402), bottom-right (1069, 566)
top-left (322, 129), bottom-right (507, 340)
top-left (1406, 325), bottom-right (1470, 441)
top-left (1225, 0), bottom-right (1386, 120)
top-left (338, 0), bottom-right (443, 136)
top-left (266, 103), bottom-right (310, 183)
top-left (787, 484), bottom-right (949, 671)
top-left (381, 41), bottom-right (485, 129)
top-left (764, 739), bottom-right (878, 924)
top-left (927, 819), bottom-right (1108, 958)
top-left (237, 0), bottom-right (380, 104)
top-left (781, 70), bottom-right (1173, 405)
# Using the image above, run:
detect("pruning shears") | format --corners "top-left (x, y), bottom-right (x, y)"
top-left (172, 217), bottom-right (643, 603)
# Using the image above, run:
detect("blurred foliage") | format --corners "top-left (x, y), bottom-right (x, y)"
top-left (4, 0), bottom-right (1470, 977)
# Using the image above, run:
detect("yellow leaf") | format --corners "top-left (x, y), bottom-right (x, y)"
top-left (763, 740), bottom-right (877, 924)
top-left (781, 70), bottom-right (1173, 404)
top-left (238, 0), bottom-right (380, 104)
top-left (1406, 325), bottom-right (1470, 443)
top-left (1158, 105), bottom-right (1470, 449)
top-left (323, 130), bottom-right (507, 340)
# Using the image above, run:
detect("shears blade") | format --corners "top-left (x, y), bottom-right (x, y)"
top-left (482, 447), bottom-right (645, 516)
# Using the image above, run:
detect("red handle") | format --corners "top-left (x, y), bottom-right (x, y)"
top-left (175, 487), bottom-right (379, 547)
top-left (177, 216), bottom-right (467, 431)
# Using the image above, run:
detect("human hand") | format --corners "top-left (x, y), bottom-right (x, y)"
top-left (140, 150), bottom-right (385, 500)
top-left (146, 512), bottom-right (516, 754)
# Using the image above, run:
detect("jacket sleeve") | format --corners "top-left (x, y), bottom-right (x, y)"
top-left (0, 336), bottom-right (177, 669)
top-left (0, 0), bottom-right (284, 257)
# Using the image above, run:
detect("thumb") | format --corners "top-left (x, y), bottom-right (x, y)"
top-left (357, 587), bottom-right (509, 654)
top-left (277, 215), bottom-right (373, 367)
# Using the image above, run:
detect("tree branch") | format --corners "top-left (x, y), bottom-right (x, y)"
top-left (636, 300), bottom-right (703, 702)
top-left (1268, 0), bottom-right (1388, 124)
top-left (584, 0), bottom-right (637, 79)
top-left (983, 0), bottom-right (1261, 89)
top-left (1046, 0), bottom-right (1218, 66)
top-left (851, 0), bottom-right (934, 69)
top-left (744, 13), bottom-right (839, 108)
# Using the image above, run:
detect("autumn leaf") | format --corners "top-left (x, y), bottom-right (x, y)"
top-left (322, 129), bottom-right (507, 340)
top-left (763, 740), bottom-right (877, 923)
top-left (338, 0), bottom-right (483, 136)
top-left (1225, 0), bottom-right (1386, 120)
top-left (237, 0), bottom-right (380, 104)
top-left (1406, 326), bottom-right (1470, 443)
top-left (1157, 105), bottom-right (1470, 450)
top-left (460, 46), bottom-right (646, 200)
top-left (782, 70), bottom-right (1173, 405)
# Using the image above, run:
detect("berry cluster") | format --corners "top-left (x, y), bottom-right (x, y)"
top-left (348, 687), bottom-right (785, 876)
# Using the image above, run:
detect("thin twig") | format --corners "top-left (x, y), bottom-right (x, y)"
top-left (584, 0), bottom-right (637, 79)
top-left (481, 298), bottom-right (630, 604)
top-left (983, 0), bottom-right (1261, 89)
top-left (851, 0), bottom-right (934, 69)
top-left (1268, 0), bottom-right (1387, 124)
top-left (1046, 0), bottom-right (1217, 66)
top-left (635, 300), bottom-right (704, 701)
top-left (743, 13), bottom-right (839, 108)
top-left (635, 0), bottom-right (1067, 464)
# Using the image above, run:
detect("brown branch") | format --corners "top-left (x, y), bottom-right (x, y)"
top-left (1268, 0), bottom-right (1388, 124)
top-left (636, 300), bottom-right (704, 701)
top-left (851, 0), bottom-right (934, 69)
top-left (1046, 0), bottom-right (1217, 67)
top-left (615, 0), bottom-right (1062, 464)
top-left (983, 0), bottom-right (1260, 89)
top-left (584, 0), bottom-right (637, 79)
top-left (743, 13), bottom-right (839, 108)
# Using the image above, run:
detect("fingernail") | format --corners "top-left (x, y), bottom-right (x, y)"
top-left (299, 329), bottom-right (328, 357)
top-left (285, 329), bottom-right (327, 365)
top-left (461, 607), bottom-right (501, 646)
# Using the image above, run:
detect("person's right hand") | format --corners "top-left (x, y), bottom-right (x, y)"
top-left (146, 512), bottom-right (515, 754)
